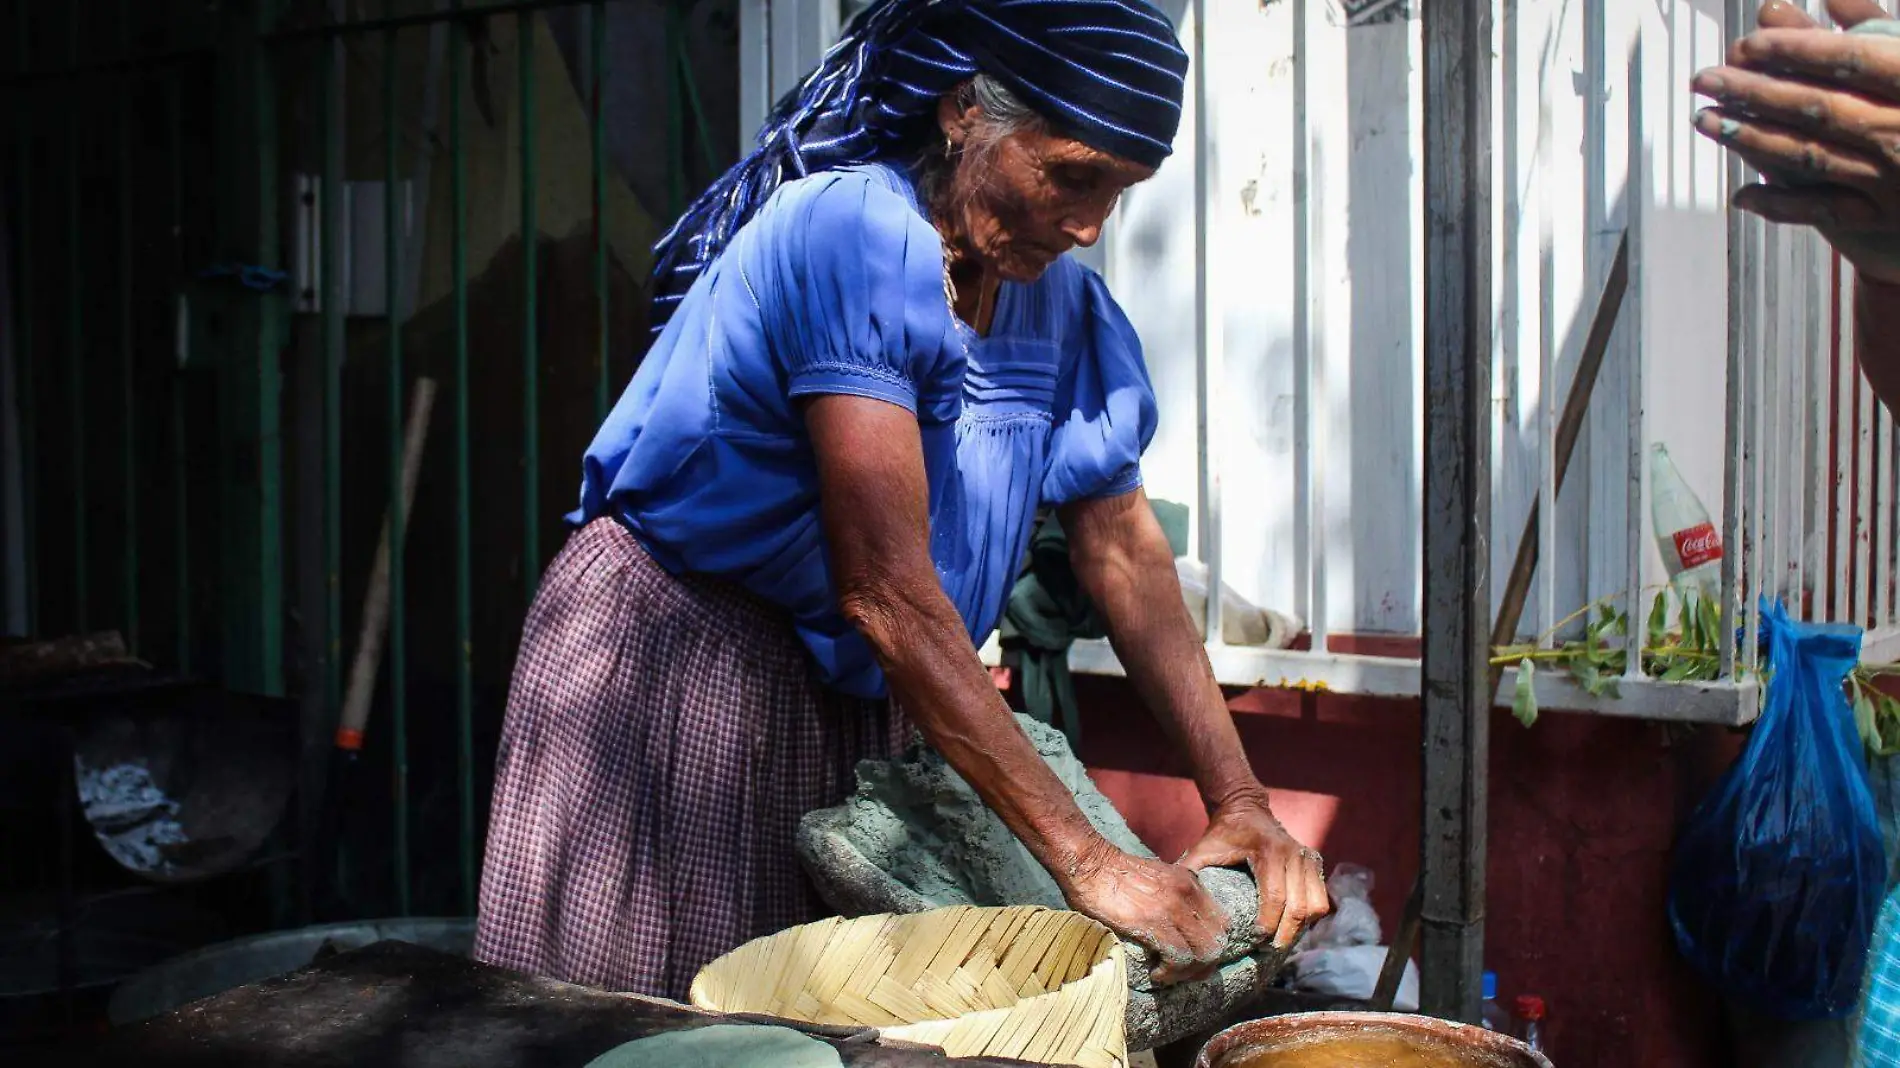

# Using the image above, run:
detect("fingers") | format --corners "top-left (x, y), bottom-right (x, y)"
top-left (1270, 852), bottom-right (1309, 949)
top-left (1728, 28), bottom-right (1900, 105)
top-left (1147, 875), bottom-right (1226, 985)
top-left (1692, 65), bottom-right (1900, 162)
top-left (1176, 836), bottom-right (1242, 873)
top-left (1827, 0), bottom-right (1895, 28)
top-left (1759, 0), bottom-right (1820, 29)
top-left (1732, 181), bottom-right (1886, 229)
top-left (1300, 849), bottom-right (1331, 924)
top-left (1694, 107), bottom-right (1891, 189)
top-left (1266, 848), bottom-right (1330, 949)
top-left (1254, 855), bottom-right (1290, 946)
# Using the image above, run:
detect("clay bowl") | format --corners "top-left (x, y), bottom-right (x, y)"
top-left (1197, 1012), bottom-right (1553, 1068)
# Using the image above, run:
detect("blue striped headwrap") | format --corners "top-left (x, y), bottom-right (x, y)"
top-left (647, 0), bottom-right (1189, 335)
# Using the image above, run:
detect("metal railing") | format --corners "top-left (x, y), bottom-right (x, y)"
top-left (3, 0), bottom-right (717, 918)
top-left (970, 0), bottom-right (1897, 726)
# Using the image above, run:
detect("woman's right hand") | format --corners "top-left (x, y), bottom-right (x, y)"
top-left (1060, 838), bottom-right (1229, 985)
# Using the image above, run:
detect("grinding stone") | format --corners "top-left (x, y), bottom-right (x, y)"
top-left (796, 714), bottom-right (1292, 1052)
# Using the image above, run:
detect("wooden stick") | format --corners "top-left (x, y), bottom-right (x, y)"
top-left (1371, 232), bottom-right (1629, 1012)
top-left (336, 377), bottom-right (436, 749)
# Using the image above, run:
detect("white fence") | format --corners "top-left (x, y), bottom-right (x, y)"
top-left (742, 0), bottom-right (1895, 723)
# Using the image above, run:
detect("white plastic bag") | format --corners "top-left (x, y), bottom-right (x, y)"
top-left (1174, 559), bottom-right (1301, 648)
top-left (1288, 945), bottom-right (1420, 1011)
top-left (1303, 863), bottom-right (1381, 949)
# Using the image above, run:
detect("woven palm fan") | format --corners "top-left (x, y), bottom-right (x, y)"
top-left (690, 905), bottom-right (1129, 1068)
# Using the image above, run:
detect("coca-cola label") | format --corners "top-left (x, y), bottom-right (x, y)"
top-left (1673, 523), bottom-right (1724, 569)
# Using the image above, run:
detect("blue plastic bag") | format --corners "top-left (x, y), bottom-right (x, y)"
top-left (1668, 598), bottom-right (1885, 1020)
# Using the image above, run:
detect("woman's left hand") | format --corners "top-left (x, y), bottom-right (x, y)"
top-left (1691, 0), bottom-right (1900, 285)
top-left (1177, 793), bottom-right (1329, 950)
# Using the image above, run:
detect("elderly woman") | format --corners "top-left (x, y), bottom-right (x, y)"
top-left (473, 0), bottom-right (1327, 1000)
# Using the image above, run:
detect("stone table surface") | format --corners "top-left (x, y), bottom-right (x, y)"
top-left (30, 941), bottom-right (1057, 1068)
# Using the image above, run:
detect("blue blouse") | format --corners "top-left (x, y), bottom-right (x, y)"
top-left (573, 162), bottom-right (1158, 698)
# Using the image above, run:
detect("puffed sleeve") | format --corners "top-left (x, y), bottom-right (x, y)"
top-left (744, 169), bottom-right (954, 413)
top-left (1041, 266), bottom-right (1158, 504)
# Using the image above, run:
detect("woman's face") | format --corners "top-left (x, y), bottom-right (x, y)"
top-left (939, 105), bottom-right (1156, 282)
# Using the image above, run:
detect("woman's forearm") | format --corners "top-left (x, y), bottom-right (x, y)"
top-left (1861, 275), bottom-right (1900, 417)
top-left (844, 573), bottom-right (1112, 880)
top-left (1062, 491), bottom-right (1266, 812)
top-left (804, 395), bottom-right (1111, 887)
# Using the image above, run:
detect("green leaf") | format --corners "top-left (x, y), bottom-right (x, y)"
top-left (1513, 658), bottom-right (1539, 728)
top-left (1647, 591), bottom-right (1669, 651)
top-left (1874, 691), bottom-right (1900, 757)
top-left (1584, 638), bottom-right (1619, 670)
top-left (1700, 594), bottom-right (1723, 653)
top-left (1569, 656), bottom-right (1595, 689)
top-left (1571, 657), bottom-right (1622, 699)
top-left (1662, 659), bottom-right (1700, 684)
top-left (1857, 687), bottom-right (1883, 754)
top-left (1679, 585), bottom-right (1710, 646)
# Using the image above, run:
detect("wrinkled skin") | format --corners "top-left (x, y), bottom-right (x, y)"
top-left (1692, 0), bottom-right (1900, 286)
top-left (931, 96), bottom-right (1152, 326)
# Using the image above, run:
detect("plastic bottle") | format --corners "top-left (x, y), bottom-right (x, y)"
top-left (1649, 442), bottom-right (1724, 603)
top-left (1513, 994), bottom-right (1547, 1053)
top-left (1480, 971), bottom-right (1511, 1032)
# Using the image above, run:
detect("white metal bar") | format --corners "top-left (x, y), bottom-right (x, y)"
top-left (1743, 210), bottom-right (1766, 673)
top-left (1719, 0), bottom-right (1747, 675)
top-left (1190, 0), bottom-right (1223, 647)
top-left (1537, 179), bottom-right (1556, 646)
top-left (1755, 223), bottom-right (1770, 608)
top-left (1838, 253), bottom-right (1857, 625)
top-left (1622, 43), bottom-right (1644, 681)
top-left (1878, 246), bottom-right (1897, 630)
top-left (1291, 0), bottom-right (1325, 650)
top-left (1807, 231), bottom-right (1830, 622)
top-left (1786, 230), bottom-right (1807, 617)
top-left (1859, 272), bottom-right (1877, 628)
top-left (1878, 387), bottom-right (1894, 627)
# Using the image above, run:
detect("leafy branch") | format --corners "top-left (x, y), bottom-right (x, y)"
top-left (1494, 587), bottom-right (1900, 754)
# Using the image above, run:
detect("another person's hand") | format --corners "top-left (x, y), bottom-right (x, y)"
top-left (1692, 0), bottom-right (1900, 285)
top-left (1061, 840), bottom-right (1228, 985)
top-left (1178, 793), bottom-right (1329, 950)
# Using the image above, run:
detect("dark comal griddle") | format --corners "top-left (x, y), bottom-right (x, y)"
top-left (36, 940), bottom-right (1054, 1068)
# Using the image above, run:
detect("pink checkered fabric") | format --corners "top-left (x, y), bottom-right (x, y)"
top-left (472, 518), bottom-right (908, 1000)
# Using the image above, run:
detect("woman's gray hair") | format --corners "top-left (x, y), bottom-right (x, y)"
top-left (913, 74), bottom-right (1044, 215)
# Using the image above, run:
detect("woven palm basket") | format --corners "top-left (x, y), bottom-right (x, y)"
top-left (690, 905), bottom-right (1129, 1068)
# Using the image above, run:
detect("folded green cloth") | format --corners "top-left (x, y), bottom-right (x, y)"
top-left (582, 1024), bottom-right (843, 1068)
top-left (1000, 499), bottom-right (1189, 745)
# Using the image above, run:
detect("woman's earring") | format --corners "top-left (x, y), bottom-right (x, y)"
top-left (944, 137), bottom-right (954, 160)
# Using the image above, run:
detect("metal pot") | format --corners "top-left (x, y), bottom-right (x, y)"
top-left (1196, 1011), bottom-right (1553, 1068)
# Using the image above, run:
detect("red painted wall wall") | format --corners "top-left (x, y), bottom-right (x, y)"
top-left (1066, 675), bottom-right (1748, 1066)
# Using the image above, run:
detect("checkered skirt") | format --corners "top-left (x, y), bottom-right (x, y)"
top-left (472, 518), bottom-right (908, 1000)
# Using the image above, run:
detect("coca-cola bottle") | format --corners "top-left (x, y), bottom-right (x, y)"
top-left (1649, 442), bottom-right (1724, 603)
